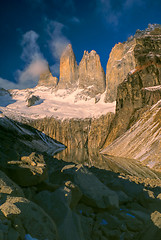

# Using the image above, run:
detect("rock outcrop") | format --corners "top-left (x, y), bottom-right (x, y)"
top-left (105, 24), bottom-right (161, 102)
top-left (38, 65), bottom-right (58, 87)
top-left (58, 44), bottom-right (78, 89)
top-left (103, 63), bottom-right (161, 148)
top-left (26, 95), bottom-right (40, 107)
top-left (0, 170), bottom-right (58, 240)
top-left (7, 152), bottom-right (48, 186)
top-left (78, 50), bottom-right (106, 97)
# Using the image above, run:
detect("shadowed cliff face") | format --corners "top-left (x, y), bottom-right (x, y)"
top-left (29, 112), bottom-right (114, 152)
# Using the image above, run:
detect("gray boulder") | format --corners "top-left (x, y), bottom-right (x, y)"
top-left (34, 184), bottom-right (85, 240)
top-left (61, 165), bottom-right (119, 209)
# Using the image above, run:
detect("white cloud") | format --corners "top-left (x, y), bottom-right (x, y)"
top-left (47, 20), bottom-right (71, 60)
top-left (96, 0), bottom-right (121, 26)
top-left (15, 58), bottom-right (48, 89)
top-left (21, 30), bottom-right (43, 63)
top-left (1, 30), bottom-right (48, 90)
top-left (46, 20), bottom-right (71, 76)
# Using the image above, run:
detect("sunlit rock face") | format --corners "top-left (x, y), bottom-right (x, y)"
top-left (38, 65), bottom-right (58, 87)
top-left (78, 50), bottom-right (106, 97)
top-left (105, 25), bottom-right (161, 102)
top-left (103, 25), bottom-right (161, 147)
top-left (58, 44), bottom-right (78, 89)
top-left (103, 65), bottom-right (161, 148)
top-left (57, 44), bottom-right (106, 98)
top-left (105, 39), bottom-right (136, 102)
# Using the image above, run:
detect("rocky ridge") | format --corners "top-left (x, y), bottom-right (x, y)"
top-left (105, 24), bottom-right (161, 102)
top-left (37, 44), bottom-right (106, 99)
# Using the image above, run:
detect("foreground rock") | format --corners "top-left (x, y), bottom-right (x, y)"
top-left (7, 152), bottom-right (48, 186)
top-left (34, 184), bottom-right (84, 240)
top-left (61, 165), bottom-right (119, 209)
top-left (0, 170), bottom-right (58, 240)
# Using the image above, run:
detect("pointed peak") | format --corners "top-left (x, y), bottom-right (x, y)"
top-left (83, 49), bottom-right (98, 58)
top-left (89, 50), bottom-right (97, 56)
top-left (61, 43), bottom-right (74, 58)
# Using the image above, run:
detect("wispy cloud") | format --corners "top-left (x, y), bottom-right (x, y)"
top-left (47, 20), bottom-right (71, 60)
top-left (46, 19), bottom-right (71, 76)
top-left (21, 30), bottom-right (44, 63)
top-left (17, 30), bottom-right (48, 88)
top-left (1, 30), bottom-right (48, 90)
top-left (123, 0), bottom-right (144, 9)
top-left (97, 0), bottom-right (145, 26)
top-left (96, 0), bottom-right (121, 26)
top-left (70, 17), bottom-right (80, 24)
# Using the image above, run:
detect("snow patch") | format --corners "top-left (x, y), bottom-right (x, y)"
top-left (0, 86), bottom-right (116, 120)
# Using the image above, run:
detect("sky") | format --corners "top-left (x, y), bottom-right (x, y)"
top-left (0, 0), bottom-right (161, 89)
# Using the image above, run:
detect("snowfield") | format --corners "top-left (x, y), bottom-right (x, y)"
top-left (0, 86), bottom-right (116, 120)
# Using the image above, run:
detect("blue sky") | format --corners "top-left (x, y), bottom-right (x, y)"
top-left (0, 0), bottom-right (161, 89)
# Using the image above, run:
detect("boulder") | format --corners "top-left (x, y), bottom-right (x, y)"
top-left (0, 170), bottom-right (58, 240)
top-left (0, 196), bottom-right (58, 240)
top-left (34, 186), bottom-right (85, 240)
top-left (61, 165), bottom-right (119, 209)
top-left (7, 152), bottom-right (48, 186)
top-left (26, 95), bottom-right (40, 107)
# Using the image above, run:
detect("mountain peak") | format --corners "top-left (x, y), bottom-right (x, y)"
top-left (37, 65), bottom-right (58, 87)
top-left (61, 43), bottom-right (74, 58)
top-left (58, 43), bottom-right (78, 89)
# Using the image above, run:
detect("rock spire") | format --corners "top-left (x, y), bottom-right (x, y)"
top-left (38, 65), bottom-right (58, 87)
top-left (58, 44), bottom-right (78, 88)
top-left (78, 50), bottom-right (106, 97)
